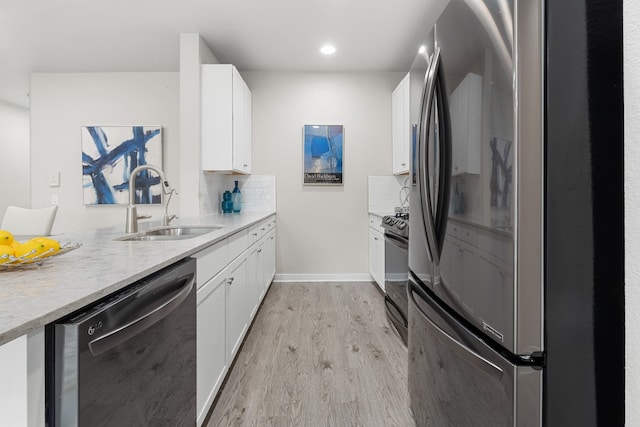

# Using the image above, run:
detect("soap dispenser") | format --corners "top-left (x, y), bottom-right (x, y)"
top-left (231, 180), bottom-right (242, 213)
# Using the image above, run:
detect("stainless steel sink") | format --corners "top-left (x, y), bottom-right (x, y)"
top-left (115, 225), bottom-right (224, 241)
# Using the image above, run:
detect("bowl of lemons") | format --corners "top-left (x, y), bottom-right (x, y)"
top-left (0, 230), bottom-right (81, 270)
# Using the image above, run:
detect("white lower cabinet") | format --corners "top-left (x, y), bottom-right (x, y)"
top-left (196, 215), bottom-right (276, 426)
top-left (196, 272), bottom-right (227, 424)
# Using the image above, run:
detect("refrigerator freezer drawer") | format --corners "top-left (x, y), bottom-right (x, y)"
top-left (408, 279), bottom-right (541, 426)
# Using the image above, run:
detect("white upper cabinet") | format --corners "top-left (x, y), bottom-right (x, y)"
top-left (392, 72), bottom-right (411, 175)
top-left (201, 64), bottom-right (252, 174)
top-left (450, 72), bottom-right (482, 176)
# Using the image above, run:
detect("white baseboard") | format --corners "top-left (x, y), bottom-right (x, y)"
top-left (273, 273), bottom-right (373, 283)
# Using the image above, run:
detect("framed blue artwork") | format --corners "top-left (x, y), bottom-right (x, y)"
top-left (303, 124), bottom-right (344, 185)
top-left (82, 125), bottom-right (163, 205)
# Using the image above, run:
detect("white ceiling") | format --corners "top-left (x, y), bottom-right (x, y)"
top-left (0, 0), bottom-right (443, 108)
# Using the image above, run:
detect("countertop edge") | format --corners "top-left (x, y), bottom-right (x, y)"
top-left (0, 211), bottom-right (276, 347)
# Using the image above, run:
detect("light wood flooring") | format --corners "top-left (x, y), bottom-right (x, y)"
top-left (205, 282), bottom-right (415, 427)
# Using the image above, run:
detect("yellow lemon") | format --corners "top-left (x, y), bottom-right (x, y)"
top-left (10, 240), bottom-right (20, 249)
top-left (29, 237), bottom-right (60, 258)
top-left (14, 240), bottom-right (48, 259)
top-left (0, 230), bottom-right (14, 246)
top-left (0, 245), bottom-right (14, 264)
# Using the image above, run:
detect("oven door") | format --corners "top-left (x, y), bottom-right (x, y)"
top-left (384, 231), bottom-right (409, 343)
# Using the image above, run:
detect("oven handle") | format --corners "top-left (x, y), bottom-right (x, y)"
top-left (384, 232), bottom-right (408, 251)
top-left (409, 280), bottom-right (504, 381)
top-left (88, 274), bottom-right (194, 356)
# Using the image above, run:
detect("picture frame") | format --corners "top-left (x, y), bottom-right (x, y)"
top-left (82, 125), bottom-right (163, 205)
top-left (302, 124), bottom-right (344, 185)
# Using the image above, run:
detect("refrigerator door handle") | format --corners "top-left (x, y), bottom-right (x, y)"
top-left (432, 58), bottom-right (452, 259)
top-left (417, 47), bottom-right (441, 264)
top-left (409, 281), bottom-right (504, 382)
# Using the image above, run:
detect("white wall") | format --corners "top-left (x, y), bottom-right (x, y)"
top-left (0, 101), bottom-right (30, 216)
top-left (625, 0), bottom-right (640, 423)
top-left (243, 71), bottom-right (403, 280)
top-left (179, 33), bottom-right (219, 219)
top-left (29, 72), bottom-right (179, 234)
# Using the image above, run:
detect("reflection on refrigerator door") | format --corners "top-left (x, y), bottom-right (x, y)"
top-left (408, 279), bottom-right (541, 427)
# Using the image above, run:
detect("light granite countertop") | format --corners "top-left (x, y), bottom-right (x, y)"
top-left (368, 211), bottom-right (392, 219)
top-left (0, 211), bottom-right (275, 347)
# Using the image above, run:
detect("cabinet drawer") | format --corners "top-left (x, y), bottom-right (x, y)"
top-left (248, 224), bottom-right (262, 244)
top-left (228, 229), bottom-right (248, 260)
top-left (369, 215), bottom-right (385, 234)
top-left (195, 239), bottom-right (228, 289)
top-left (264, 217), bottom-right (276, 232)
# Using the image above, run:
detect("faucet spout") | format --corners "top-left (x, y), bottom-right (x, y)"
top-left (126, 164), bottom-right (172, 234)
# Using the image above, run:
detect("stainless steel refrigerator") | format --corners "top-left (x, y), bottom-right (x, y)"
top-left (406, 0), bottom-right (624, 425)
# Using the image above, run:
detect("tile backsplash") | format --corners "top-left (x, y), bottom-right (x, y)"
top-left (201, 173), bottom-right (276, 215)
top-left (368, 175), bottom-right (410, 213)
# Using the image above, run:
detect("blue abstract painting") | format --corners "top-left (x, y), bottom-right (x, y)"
top-left (303, 125), bottom-right (343, 185)
top-left (82, 125), bottom-right (163, 205)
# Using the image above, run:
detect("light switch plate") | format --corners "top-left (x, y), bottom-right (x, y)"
top-left (49, 171), bottom-right (60, 187)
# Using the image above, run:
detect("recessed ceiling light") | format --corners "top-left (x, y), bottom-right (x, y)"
top-left (320, 44), bottom-right (336, 55)
top-left (418, 45), bottom-right (426, 54)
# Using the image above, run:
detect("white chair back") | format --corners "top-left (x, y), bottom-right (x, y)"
top-left (1, 205), bottom-right (59, 236)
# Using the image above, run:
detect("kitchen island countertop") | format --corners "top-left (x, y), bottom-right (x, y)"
top-left (0, 211), bottom-right (275, 346)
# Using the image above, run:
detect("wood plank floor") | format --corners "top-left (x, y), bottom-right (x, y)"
top-left (205, 282), bottom-right (415, 427)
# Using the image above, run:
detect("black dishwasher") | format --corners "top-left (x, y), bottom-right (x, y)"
top-left (46, 258), bottom-right (196, 427)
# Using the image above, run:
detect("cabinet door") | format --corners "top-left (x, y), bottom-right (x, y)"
top-left (231, 67), bottom-right (251, 173)
top-left (202, 64), bottom-right (233, 171)
top-left (264, 230), bottom-right (276, 292)
top-left (201, 64), bottom-right (251, 174)
top-left (392, 73), bottom-right (410, 175)
top-left (241, 81), bottom-right (252, 173)
top-left (197, 272), bottom-right (227, 424)
top-left (369, 228), bottom-right (385, 291)
top-left (226, 255), bottom-right (248, 362)
top-left (247, 241), bottom-right (264, 320)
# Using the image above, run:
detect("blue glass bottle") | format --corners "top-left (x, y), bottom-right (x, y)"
top-left (221, 191), bottom-right (233, 213)
top-left (231, 180), bottom-right (242, 213)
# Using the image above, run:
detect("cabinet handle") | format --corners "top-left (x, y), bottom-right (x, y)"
top-left (244, 164), bottom-right (248, 167)
top-left (253, 232), bottom-right (258, 236)
top-left (261, 228), bottom-right (265, 231)
top-left (401, 163), bottom-right (406, 166)
top-left (258, 249), bottom-right (262, 253)
top-left (374, 237), bottom-right (379, 241)
top-left (227, 277), bottom-right (234, 285)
